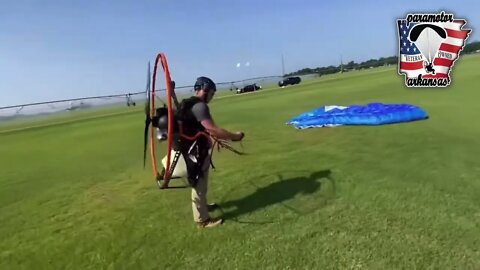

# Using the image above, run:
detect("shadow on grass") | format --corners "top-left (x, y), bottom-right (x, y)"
top-left (219, 169), bottom-right (335, 224)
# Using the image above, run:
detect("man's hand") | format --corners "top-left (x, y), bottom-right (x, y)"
top-left (232, 132), bottom-right (245, 141)
top-left (201, 119), bottom-right (244, 141)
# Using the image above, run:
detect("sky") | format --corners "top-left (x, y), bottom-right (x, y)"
top-left (0, 0), bottom-right (478, 107)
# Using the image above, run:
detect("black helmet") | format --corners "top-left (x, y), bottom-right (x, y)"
top-left (194, 76), bottom-right (216, 92)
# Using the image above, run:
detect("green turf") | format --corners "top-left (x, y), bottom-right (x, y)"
top-left (1, 55), bottom-right (480, 269)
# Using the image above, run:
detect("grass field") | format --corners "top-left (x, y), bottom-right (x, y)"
top-left (1, 55), bottom-right (480, 269)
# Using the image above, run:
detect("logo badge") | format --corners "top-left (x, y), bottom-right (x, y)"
top-left (397, 11), bottom-right (471, 87)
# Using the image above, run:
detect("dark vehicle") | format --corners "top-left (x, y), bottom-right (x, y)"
top-left (236, 83), bottom-right (262, 94)
top-left (278, 76), bottom-right (301, 87)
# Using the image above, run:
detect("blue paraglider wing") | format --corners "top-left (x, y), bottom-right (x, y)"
top-left (287, 103), bottom-right (428, 129)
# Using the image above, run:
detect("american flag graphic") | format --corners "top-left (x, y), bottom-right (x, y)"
top-left (397, 19), bottom-right (470, 80)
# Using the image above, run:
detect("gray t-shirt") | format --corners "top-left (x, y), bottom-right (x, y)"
top-left (191, 102), bottom-right (212, 122)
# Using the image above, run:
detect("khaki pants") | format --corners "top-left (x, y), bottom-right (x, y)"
top-left (191, 152), bottom-right (211, 223)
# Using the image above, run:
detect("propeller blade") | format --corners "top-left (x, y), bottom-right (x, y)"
top-left (144, 61), bottom-right (152, 168)
top-left (143, 116), bottom-right (151, 167)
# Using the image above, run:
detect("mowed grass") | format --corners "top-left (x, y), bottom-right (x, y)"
top-left (1, 55), bottom-right (480, 269)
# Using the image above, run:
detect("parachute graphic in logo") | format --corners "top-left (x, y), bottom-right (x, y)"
top-left (397, 12), bottom-right (471, 87)
top-left (409, 24), bottom-right (447, 74)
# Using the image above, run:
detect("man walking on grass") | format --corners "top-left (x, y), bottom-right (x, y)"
top-left (177, 76), bottom-right (244, 228)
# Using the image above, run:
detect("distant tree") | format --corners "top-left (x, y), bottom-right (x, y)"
top-left (463, 41), bottom-right (480, 54)
top-left (286, 55), bottom-right (401, 76)
top-left (345, 61), bottom-right (356, 70)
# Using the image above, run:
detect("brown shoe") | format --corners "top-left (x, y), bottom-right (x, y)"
top-left (197, 218), bottom-right (223, 228)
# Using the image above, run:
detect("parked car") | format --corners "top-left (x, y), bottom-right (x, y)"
top-left (236, 83), bottom-right (262, 94)
top-left (278, 76), bottom-right (301, 87)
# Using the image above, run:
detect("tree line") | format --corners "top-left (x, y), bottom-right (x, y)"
top-left (287, 41), bottom-right (480, 77)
